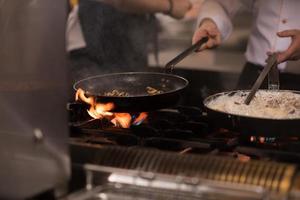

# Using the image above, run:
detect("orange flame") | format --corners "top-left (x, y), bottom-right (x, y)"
top-left (133, 112), bottom-right (148, 125)
top-left (76, 88), bottom-right (114, 119)
top-left (76, 88), bottom-right (94, 105)
top-left (95, 102), bottom-right (114, 113)
top-left (111, 113), bottom-right (132, 128)
top-left (75, 88), bottom-right (147, 128)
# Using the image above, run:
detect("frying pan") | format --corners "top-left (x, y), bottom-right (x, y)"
top-left (203, 90), bottom-right (300, 136)
top-left (74, 37), bottom-right (209, 112)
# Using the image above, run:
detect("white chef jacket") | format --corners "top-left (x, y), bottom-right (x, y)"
top-left (197, 0), bottom-right (300, 70)
top-left (66, 4), bottom-right (86, 52)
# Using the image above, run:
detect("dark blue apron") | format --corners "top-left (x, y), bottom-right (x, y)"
top-left (70, 1), bottom-right (158, 77)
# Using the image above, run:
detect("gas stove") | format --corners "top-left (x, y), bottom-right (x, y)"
top-left (68, 102), bottom-right (300, 162)
top-left (67, 102), bottom-right (300, 200)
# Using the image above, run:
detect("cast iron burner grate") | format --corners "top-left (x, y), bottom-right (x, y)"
top-left (68, 103), bottom-right (300, 164)
top-left (68, 103), bottom-right (238, 154)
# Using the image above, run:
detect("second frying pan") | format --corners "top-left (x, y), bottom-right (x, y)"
top-left (203, 90), bottom-right (300, 136)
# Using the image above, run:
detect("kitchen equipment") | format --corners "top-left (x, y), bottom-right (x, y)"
top-left (68, 73), bottom-right (300, 200)
top-left (73, 38), bottom-right (208, 112)
top-left (68, 146), bottom-right (299, 200)
top-left (92, 146), bottom-right (296, 194)
top-left (204, 52), bottom-right (300, 136)
top-left (268, 58), bottom-right (280, 90)
top-left (244, 54), bottom-right (278, 105)
top-left (204, 90), bottom-right (300, 136)
top-left (0, 0), bottom-right (70, 199)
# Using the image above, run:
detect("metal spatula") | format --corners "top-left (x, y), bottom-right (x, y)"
top-left (268, 58), bottom-right (280, 90)
top-left (244, 54), bottom-right (278, 105)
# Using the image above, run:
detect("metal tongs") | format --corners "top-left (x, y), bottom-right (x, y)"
top-left (268, 56), bottom-right (280, 90)
top-left (244, 53), bottom-right (279, 105)
top-left (165, 37), bottom-right (209, 73)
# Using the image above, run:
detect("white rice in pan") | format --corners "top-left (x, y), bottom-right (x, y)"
top-left (205, 90), bottom-right (300, 119)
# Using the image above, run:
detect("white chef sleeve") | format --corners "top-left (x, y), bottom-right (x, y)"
top-left (66, 5), bottom-right (87, 52)
top-left (197, 0), bottom-right (251, 41)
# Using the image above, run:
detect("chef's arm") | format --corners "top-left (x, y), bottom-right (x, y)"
top-left (103, 0), bottom-right (192, 19)
top-left (192, 0), bottom-right (252, 50)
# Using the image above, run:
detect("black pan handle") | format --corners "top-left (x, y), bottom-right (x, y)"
top-left (165, 37), bottom-right (209, 73)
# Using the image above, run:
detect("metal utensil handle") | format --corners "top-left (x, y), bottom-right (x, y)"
top-left (165, 37), bottom-right (209, 73)
top-left (268, 63), bottom-right (280, 90)
top-left (244, 54), bottom-right (278, 105)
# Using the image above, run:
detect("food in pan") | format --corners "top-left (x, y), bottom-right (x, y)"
top-left (103, 87), bottom-right (163, 97)
top-left (104, 90), bottom-right (129, 97)
top-left (146, 86), bottom-right (163, 95)
top-left (206, 90), bottom-right (300, 119)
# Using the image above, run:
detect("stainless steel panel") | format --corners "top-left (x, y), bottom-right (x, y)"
top-left (0, 0), bottom-right (70, 198)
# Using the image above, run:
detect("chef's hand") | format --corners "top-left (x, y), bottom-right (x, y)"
top-left (192, 18), bottom-right (221, 51)
top-left (169, 0), bottom-right (192, 19)
top-left (276, 29), bottom-right (300, 63)
top-left (182, 0), bottom-right (202, 20)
